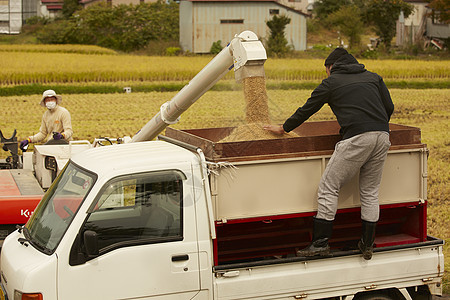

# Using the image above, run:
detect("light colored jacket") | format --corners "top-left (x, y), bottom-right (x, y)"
top-left (29, 105), bottom-right (73, 143)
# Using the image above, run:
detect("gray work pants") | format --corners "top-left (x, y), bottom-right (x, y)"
top-left (316, 131), bottom-right (391, 222)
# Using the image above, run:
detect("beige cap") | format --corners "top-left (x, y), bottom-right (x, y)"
top-left (40, 90), bottom-right (62, 107)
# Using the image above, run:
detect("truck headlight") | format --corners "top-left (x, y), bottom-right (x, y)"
top-left (14, 290), bottom-right (43, 300)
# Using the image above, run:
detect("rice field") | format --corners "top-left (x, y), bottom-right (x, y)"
top-left (0, 44), bottom-right (448, 292)
top-left (0, 47), bottom-right (449, 85)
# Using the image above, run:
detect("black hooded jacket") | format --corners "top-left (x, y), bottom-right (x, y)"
top-left (283, 54), bottom-right (394, 139)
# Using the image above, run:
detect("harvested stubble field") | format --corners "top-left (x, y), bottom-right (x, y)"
top-left (0, 45), bottom-right (448, 292)
top-left (0, 91), bottom-right (448, 258)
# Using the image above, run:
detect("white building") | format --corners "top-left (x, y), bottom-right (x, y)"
top-left (277, 0), bottom-right (314, 14)
top-left (180, 0), bottom-right (309, 53)
top-left (396, 0), bottom-right (449, 47)
top-left (0, 0), bottom-right (23, 33)
top-left (0, 0), bottom-right (42, 34)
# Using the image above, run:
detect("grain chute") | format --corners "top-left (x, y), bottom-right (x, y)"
top-left (130, 31), bottom-right (267, 143)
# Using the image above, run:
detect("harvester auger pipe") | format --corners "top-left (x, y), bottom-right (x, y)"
top-left (130, 30), bottom-right (267, 143)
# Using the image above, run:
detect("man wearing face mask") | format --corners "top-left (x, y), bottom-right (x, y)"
top-left (20, 90), bottom-right (73, 151)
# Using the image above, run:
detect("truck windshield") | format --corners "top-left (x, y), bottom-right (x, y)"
top-left (25, 162), bottom-right (96, 254)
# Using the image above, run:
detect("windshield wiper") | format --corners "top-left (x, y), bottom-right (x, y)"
top-left (17, 237), bottom-right (30, 247)
top-left (22, 226), bottom-right (53, 255)
top-left (16, 224), bottom-right (23, 233)
top-left (16, 225), bottom-right (30, 247)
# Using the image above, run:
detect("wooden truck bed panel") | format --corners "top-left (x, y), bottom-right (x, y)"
top-left (165, 121), bottom-right (422, 161)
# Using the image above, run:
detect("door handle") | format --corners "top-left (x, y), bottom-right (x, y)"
top-left (172, 254), bottom-right (189, 262)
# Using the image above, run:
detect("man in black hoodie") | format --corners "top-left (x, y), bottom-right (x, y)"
top-left (264, 48), bottom-right (394, 260)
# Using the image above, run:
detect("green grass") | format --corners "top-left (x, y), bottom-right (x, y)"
top-left (1, 79), bottom-right (449, 97)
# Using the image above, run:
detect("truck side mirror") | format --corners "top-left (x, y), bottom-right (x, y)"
top-left (84, 230), bottom-right (99, 258)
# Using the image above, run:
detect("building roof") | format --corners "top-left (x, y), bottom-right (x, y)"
top-left (186, 0), bottom-right (310, 17)
top-left (41, 0), bottom-right (62, 4)
top-left (79, 0), bottom-right (99, 4)
top-left (46, 5), bottom-right (63, 9)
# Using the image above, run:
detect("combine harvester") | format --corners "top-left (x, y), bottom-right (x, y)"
top-left (0, 130), bottom-right (127, 245)
top-left (0, 31), bottom-right (444, 300)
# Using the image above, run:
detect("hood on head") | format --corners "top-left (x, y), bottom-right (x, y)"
top-left (331, 54), bottom-right (365, 74)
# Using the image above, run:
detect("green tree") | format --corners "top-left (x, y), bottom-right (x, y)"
top-left (37, 1), bottom-right (179, 52)
top-left (313, 0), bottom-right (351, 20)
top-left (62, 0), bottom-right (81, 18)
top-left (327, 5), bottom-right (365, 48)
top-left (366, 0), bottom-right (414, 49)
top-left (266, 14), bottom-right (291, 57)
top-left (427, 0), bottom-right (449, 24)
top-left (55, 0), bottom-right (180, 52)
top-left (210, 40), bottom-right (223, 54)
top-left (36, 19), bottom-right (76, 44)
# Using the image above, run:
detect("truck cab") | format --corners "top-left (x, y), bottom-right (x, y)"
top-left (1, 141), bottom-right (213, 299)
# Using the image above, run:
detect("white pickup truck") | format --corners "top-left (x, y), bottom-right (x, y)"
top-left (0, 120), bottom-right (445, 300)
top-left (0, 31), bottom-right (445, 300)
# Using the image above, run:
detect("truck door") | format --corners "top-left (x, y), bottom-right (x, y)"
top-left (57, 168), bottom-right (201, 300)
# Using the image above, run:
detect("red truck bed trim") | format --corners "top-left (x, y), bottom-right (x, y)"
top-left (213, 201), bottom-right (427, 266)
top-left (214, 202), bottom-right (421, 225)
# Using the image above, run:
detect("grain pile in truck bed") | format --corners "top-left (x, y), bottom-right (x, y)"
top-left (220, 76), bottom-right (298, 142)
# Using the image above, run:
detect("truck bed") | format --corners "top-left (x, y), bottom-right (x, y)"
top-left (165, 122), bottom-right (426, 220)
top-left (164, 121), bottom-right (429, 266)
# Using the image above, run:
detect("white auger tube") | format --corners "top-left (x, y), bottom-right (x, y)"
top-left (130, 31), bottom-right (266, 143)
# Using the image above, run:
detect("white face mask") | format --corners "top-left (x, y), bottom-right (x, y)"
top-left (46, 101), bottom-right (57, 110)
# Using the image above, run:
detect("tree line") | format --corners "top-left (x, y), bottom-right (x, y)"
top-left (310, 0), bottom-right (415, 50)
top-left (24, 0), bottom-right (448, 55)
top-left (26, 0), bottom-right (178, 53)
top-left (267, 0), bottom-right (448, 56)
top-left (312, 0), bottom-right (449, 50)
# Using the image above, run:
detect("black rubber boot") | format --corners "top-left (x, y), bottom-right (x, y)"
top-left (358, 220), bottom-right (377, 260)
top-left (297, 218), bottom-right (333, 257)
